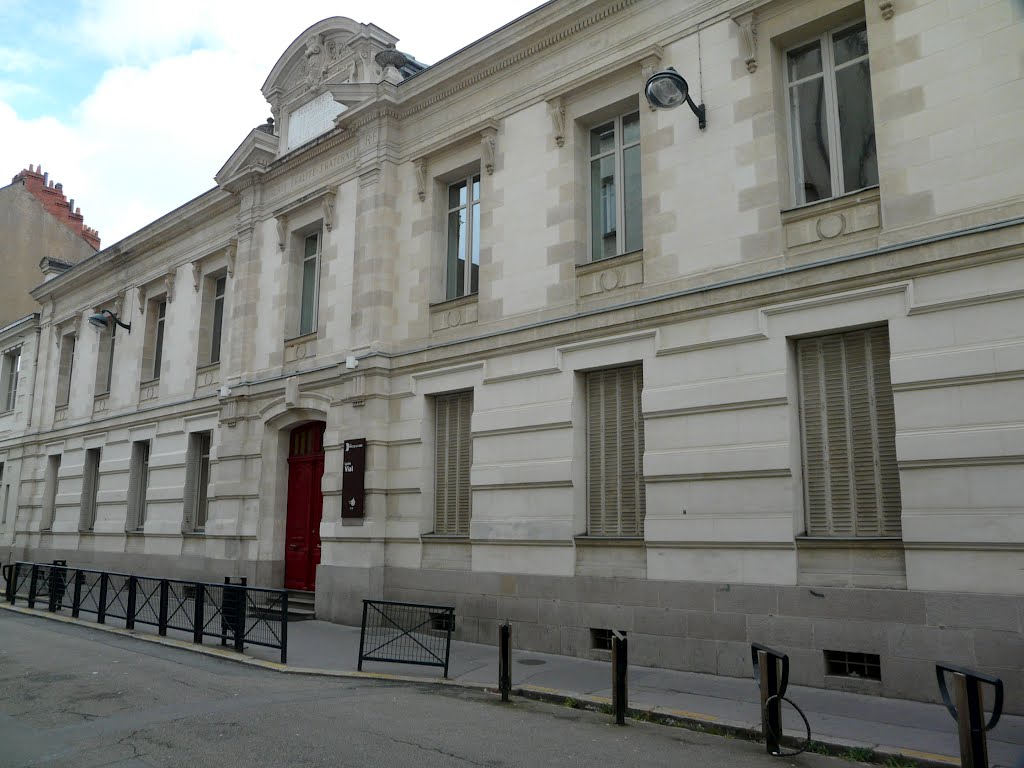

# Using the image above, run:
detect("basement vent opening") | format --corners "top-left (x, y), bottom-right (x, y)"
top-left (824, 650), bottom-right (881, 681)
top-left (590, 628), bottom-right (625, 651)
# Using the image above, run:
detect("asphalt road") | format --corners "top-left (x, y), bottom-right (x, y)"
top-left (0, 610), bottom-right (845, 768)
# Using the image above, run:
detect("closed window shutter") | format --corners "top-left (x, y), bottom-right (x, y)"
top-left (798, 328), bottom-right (901, 537)
top-left (434, 392), bottom-right (472, 535)
top-left (587, 365), bottom-right (645, 536)
top-left (182, 434), bottom-right (200, 532)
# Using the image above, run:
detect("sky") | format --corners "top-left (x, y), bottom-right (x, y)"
top-left (0, 0), bottom-right (548, 246)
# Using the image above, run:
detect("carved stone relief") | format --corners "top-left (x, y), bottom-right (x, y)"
top-left (277, 215), bottom-right (288, 251)
top-left (322, 187), bottom-right (337, 231)
top-left (734, 13), bottom-right (758, 74)
top-left (414, 158), bottom-right (427, 201)
top-left (549, 98), bottom-right (566, 148)
top-left (481, 128), bottom-right (497, 175)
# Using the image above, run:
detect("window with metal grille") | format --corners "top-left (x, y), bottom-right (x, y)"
top-left (433, 391), bottom-right (473, 536)
top-left (183, 432), bottom-right (211, 532)
top-left (80, 448), bottom-right (101, 531)
top-left (126, 441), bottom-right (151, 531)
top-left (797, 326), bottom-right (901, 537)
top-left (586, 365), bottom-right (645, 536)
top-left (824, 650), bottom-right (881, 680)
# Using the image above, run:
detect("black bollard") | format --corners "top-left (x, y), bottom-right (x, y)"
top-left (612, 631), bottom-right (628, 725)
top-left (499, 622), bottom-right (512, 702)
top-left (751, 643), bottom-right (790, 755)
top-left (936, 664), bottom-right (1003, 768)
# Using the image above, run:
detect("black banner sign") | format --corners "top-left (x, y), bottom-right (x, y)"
top-left (341, 438), bottom-right (367, 518)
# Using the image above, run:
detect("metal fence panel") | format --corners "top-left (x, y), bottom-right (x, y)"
top-left (358, 599), bottom-right (455, 677)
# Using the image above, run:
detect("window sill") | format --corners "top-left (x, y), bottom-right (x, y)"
top-left (575, 249), bottom-right (644, 276)
top-left (421, 534), bottom-right (470, 541)
top-left (430, 294), bottom-right (479, 332)
top-left (0, 408), bottom-right (12, 416)
top-left (284, 331), bottom-right (317, 346)
top-left (795, 536), bottom-right (903, 549)
top-left (575, 250), bottom-right (644, 299)
top-left (284, 333), bottom-right (317, 364)
top-left (94, 392), bottom-right (110, 401)
top-left (781, 187), bottom-right (881, 253)
top-left (574, 535), bottom-right (645, 547)
top-left (196, 362), bottom-right (220, 375)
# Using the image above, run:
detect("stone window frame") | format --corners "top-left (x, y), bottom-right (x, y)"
top-left (427, 154), bottom-right (486, 310)
top-left (197, 269), bottom-right (228, 369)
top-left (141, 296), bottom-right (168, 384)
top-left (1, 345), bottom-right (21, 413)
top-left (54, 331), bottom-right (77, 408)
top-left (795, 325), bottom-right (902, 539)
top-left (41, 452), bottom-right (61, 531)
top-left (585, 108), bottom-right (643, 262)
top-left (583, 364), bottom-right (646, 537)
top-left (432, 389), bottom-right (474, 537)
top-left (79, 447), bottom-right (102, 532)
top-left (182, 430), bottom-right (212, 533)
top-left (444, 172), bottom-right (482, 301)
top-left (770, 3), bottom-right (880, 210)
top-left (125, 439), bottom-right (151, 532)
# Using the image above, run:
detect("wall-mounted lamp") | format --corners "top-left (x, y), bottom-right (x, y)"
top-left (88, 309), bottom-right (131, 336)
top-left (644, 67), bottom-right (707, 130)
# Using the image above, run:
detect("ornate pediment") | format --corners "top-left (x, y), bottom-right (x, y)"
top-left (261, 18), bottom-right (403, 152)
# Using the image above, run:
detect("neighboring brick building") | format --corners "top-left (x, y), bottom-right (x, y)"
top-left (0, 165), bottom-right (100, 327)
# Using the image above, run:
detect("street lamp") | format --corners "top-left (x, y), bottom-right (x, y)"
top-left (644, 67), bottom-right (706, 130)
top-left (88, 309), bottom-right (131, 336)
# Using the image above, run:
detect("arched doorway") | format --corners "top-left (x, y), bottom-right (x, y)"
top-left (284, 421), bottom-right (325, 591)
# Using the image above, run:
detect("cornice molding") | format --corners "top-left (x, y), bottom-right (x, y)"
top-left (397, 0), bottom-right (642, 119)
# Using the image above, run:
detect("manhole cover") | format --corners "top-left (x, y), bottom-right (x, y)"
top-left (517, 659), bottom-right (546, 666)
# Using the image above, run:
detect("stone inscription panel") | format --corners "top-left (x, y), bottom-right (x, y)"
top-left (288, 92), bottom-right (346, 151)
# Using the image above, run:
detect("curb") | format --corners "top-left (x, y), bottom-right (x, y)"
top-left (1, 602), bottom-right (964, 767)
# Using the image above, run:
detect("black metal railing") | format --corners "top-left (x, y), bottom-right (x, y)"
top-left (358, 599), bottom-right (454, 677)
top-left (6, 561), bottom-right (288, 664)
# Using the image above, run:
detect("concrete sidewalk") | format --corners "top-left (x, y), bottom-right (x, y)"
top-left (4, 602), bottom-right (1022, 766)
top-left (265, 619), bottom-right (1024, 766)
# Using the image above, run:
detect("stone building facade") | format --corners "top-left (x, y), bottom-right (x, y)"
top-left (1, 2), bottom-right (1022, 710)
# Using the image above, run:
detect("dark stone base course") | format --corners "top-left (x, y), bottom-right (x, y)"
top-left (317, 565), bottom-right (1024, 716)
top-left (6, 548), bottom-right (1020, 715)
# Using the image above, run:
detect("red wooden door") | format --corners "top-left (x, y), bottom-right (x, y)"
top-left (284, 422), bottom-right (325, 591)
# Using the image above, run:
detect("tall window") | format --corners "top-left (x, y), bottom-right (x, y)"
top-left (434, 391), bottom-right (473, 536)
top-left (80, 448), bottom-right (101, 531)
top-left (210, 275), bottom-right (226, 364)
top-left (94, 326), bottom-right (115, 396)
top-left (126, 440), bottom-right (151, 531)
top-left (42, 454), bottom-right (61, 530)
top-left (797, 327), bottom-right (901, 537)
top-left (786, 20), bottom-right (878, 206)
top-left (590, 111), bottom-right (643, 261)
top-left (56, 335), bottom-right (76, 407)
top-left (153, 301), bottom-right (166, 378)
top-left (586, 365), bottom-right (645, 536)
top-left (2, 348), bottom-right (20, 411)
top-left (299, 232), bottom-right (320, 336)
top-left (446, 175), bottom-right (481, 300)
top-left (183, 431), bottom-right (212, 532)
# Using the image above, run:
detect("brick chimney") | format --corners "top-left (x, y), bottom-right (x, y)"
top-left (11, 164), bottom-right (101, 250)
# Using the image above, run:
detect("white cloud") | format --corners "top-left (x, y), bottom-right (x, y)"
top-left (0, 45), bottom-right (49, 72)
top-left (2, 1), bottom-right (546, 245)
